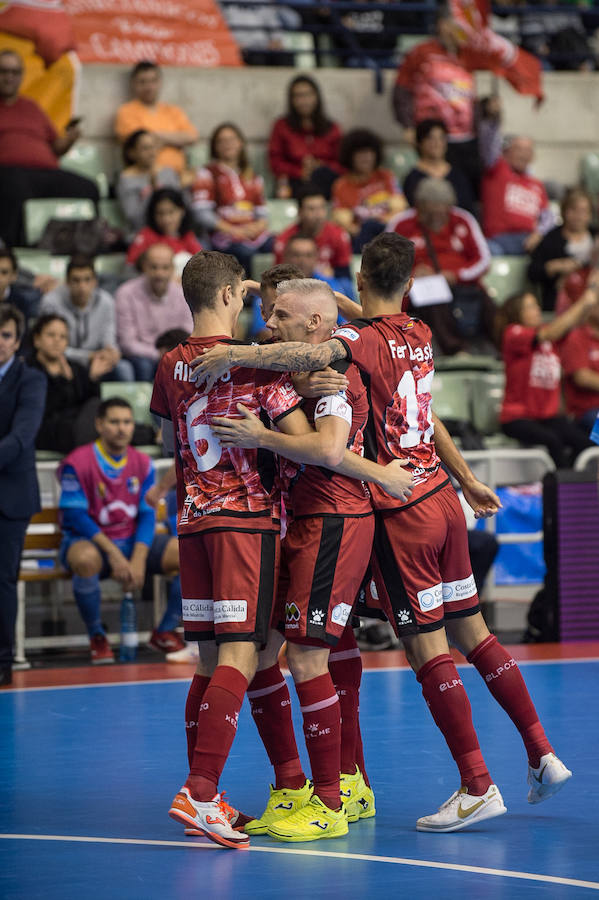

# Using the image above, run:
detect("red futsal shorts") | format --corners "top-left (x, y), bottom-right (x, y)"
top-left (371, 482), bottom-right (480, 637)
top-left (275, 513), bottom-right (374, 648)
top-left (178, 529), bottom-right (279, 645)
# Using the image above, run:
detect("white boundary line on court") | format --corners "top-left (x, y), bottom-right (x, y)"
top-left (0, 833), bottom-right (598, 891)
top-left (4, 655), bottom-right (599, 693)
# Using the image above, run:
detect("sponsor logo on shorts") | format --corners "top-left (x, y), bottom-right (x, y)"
top-left (309, 608), bottom-right (325, 626)
top-left (417, 583), bottom-right (443, 612)
top-left (182, 599), bottom-right (214, 622)
top-left (396, 609), bottom-right (412, 626)
top-left (214, 600), bottom-right (248, 624)
top-left (285, 602), bottom-right (300, 630)
top-left (442, 575), bottom-right (477, 603)
top-left (333, 327), bottom-right (359, 342)
top-left (331, 602), bottom-right (352, 627)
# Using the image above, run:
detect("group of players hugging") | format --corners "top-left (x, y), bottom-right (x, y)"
top-left (149, 233), bottom-right (571, 849)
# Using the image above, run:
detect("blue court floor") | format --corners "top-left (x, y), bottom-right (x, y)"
top-left (1, 657), bottom-right (598, 899)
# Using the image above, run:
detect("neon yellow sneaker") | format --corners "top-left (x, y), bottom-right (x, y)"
top-left (267, 795), bottom-right (348, 842)
top-left (245, 780), bottom-right (313, 835)
top-left (340, 767), bottom-right (376, 822)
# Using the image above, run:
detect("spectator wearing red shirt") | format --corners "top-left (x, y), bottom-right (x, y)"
top-left (331, 128), bottom-right (406, 253)
top-left (482, 136), bottom-right (552, 257)
top-left (274, 185), bottom-right (352, 282)
top-left (560, 300), bottom-right (599, 432)
top-left (127, 188), bottom-right (201, 268)
top-left (191, 122), bottom-right (273, 273)
top-left (0, 49), bottom-right (98, 247)
top-left (387, 178), bottom-right (494, 355)
top-left (496, 289), bottom-right (597, 466)
top-left (268, 75), bottom-right (343, 201)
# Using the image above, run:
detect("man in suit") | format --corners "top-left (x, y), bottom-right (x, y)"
top-left (0, 305), bottom-right (46, 686)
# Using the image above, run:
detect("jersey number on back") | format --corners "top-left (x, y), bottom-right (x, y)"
top-left (397, 370), bottom-right (434, 448)
top-left (186, 396), bottom-right (222, 472)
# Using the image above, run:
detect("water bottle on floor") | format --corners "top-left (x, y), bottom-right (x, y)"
top-left (120, 592), bottom-right (138, 662)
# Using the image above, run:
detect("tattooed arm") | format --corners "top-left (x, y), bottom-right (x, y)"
top-left (190, 338), bottom-right (348, 391)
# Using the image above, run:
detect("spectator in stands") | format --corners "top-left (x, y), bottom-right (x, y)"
top-left (482, 135), bottom-right (552, 256)
top-left (223, 1), bottom-right (300, 66)
top-left (117, 130), bottom-right (181, 237)
top-left (115, 244), bottom-right (192, 382)
top-left (0, 49), bottom-right (99, 248)
top-left (40, 256), bottom-right (133, 382)
top-left (268, 74), bottom-right (343, 200)
top-left (331, 128), bottom-right (406, 252)
top-left (560, 300), bottom-right (599, 434)
top-left (127, 188), bottom-right (201, 269)
top-left (403, 118), bottom-right (476, 215)
top-left (114, 61), bottom-right (198, 176)
top-left (520, 4), bottom-right (595, 72)
top-left (282, 234), bottom-right (348, 296)
top-left (30, 314), bottom-right (100, 454)
top-left (497, 286), bottom-right (598, 466)
top-left (0, 305), bottom-right (46, 687)
top-left (387, 178), bottom-right (494, 355)
top-left (274, 184), bottom-right (352, 282)
top-left (528, 187), bottom-right (597, 311)
top-left (0, 249), bottom-right (41, 323)
top-left (191, 122), bottom-right (273, 273)
top-left (324, 0), bottom-right (405, 68)
top-left (57, 396), bottom-right (185, 664)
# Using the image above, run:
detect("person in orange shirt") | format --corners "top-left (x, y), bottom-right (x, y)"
top-left (331, 128), bottom-right (406, 252)
top-left (114, 61), bottom-right (198, 176)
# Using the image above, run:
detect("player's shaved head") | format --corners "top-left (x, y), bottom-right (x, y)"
top-left (277, 278), bottom-right (338, 330)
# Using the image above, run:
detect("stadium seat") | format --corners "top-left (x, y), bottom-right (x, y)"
top-left (248, 143), bottom-right (275, 196)
top-left (186, 143), bottom-right (209, 171)
top-left (482, 255), bottom-right (530, 305)
top-left (384, 146), bottom-right (419, 186)
top-left (280, 32), bottom-right (317, 68)
top-left (60, 143), bottom-right (110, 198)
top-left (100, 381), bottom-right (154, 427)
top-left (93, 253), bottom-right (127, 277)
top-left (251, 252), bottom-right (275, 281)
top-left (350, 254), bottom-right (361, 284)
top-left (431, 371), bottom-right (472, 422)
top-left (98, 198), bottom-right (128, 232)
top-left (24, 198), bottom-right (96, 247)
top-left (267, 198), bottom-right (298, 233)
top-left (470, 371), bottom-right (506, 436)
top-left (435, 354), bottom-right (502, 373)
top-left (581, 152), bottom-right (599, 197)
top-left (14, 249), bottom-right (69, 280)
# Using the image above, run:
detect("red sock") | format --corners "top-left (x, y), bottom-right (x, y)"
top-left (468, 635), bottom-right (553, 768)
top-left (186, 665), bottom-right (248, 801)
top-left (185, 674), bottom-right (210, 768)
top-left (329, 627), bottom-right (364, 778)
top-left (417, 654), bottom-right (491, 796)
top-left (296, 672), bottom-right (341, 810)
top-left (247, 663), bottom-right (306, 790)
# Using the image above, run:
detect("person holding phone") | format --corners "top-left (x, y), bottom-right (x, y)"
top-left (0, 49), bottom-right (98, 247)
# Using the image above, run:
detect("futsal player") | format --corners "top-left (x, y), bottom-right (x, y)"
top-left (192, 234), bottom-right (572, 833)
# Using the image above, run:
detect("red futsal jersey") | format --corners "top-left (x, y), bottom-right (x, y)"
top-left (150, 335), bottom-right (302, 535)
top-left (333, 315), bottom-right (447, 510)
top-left (387, 207), bottom-right (490, 284)
top-left (560, 324), bottom-right (599, 419)
top-left (500, 325), bottom-right (562, 423)
top-left (332, 169), bottom-right (401, 225)
top-left (126, 227), bottom-right (202, 266)
top-left (274, 221), bottom-right (352, 271)
top-left (288, 360), bottom-right (371, 519)
top-left (191, 162), bottom-right (269, 253)
top-left (482, 158), bottom-right (549, 239)
top-left (268, 117), bottom-right (343, 181)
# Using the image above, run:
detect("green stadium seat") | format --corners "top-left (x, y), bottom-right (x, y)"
top-left (248, 143), bottom-right (275, 197)
top-left (94, 253), bottom-right (127, 277)
top-left (24, 197), bottom-right (96, 247)
top-left (431, 371), bottom-right (472, 422)
top-left (186, 143), bottom-right (209, 171)
top-left (100, 381), bottom-right (154, 427)
top-left (280, 32), bottom-right (317, 68)
top-left (350, 255), bottom-right (361, 284)
top-left (251, 252), bottom-right (275, 281)
top-left (581, 152), bottom-right (599, 197)
top-left (383, 146), bottom-right (419, 186)
top-left (470, 371), bottom-right (506, 436)
top-left (60, 143), bottom-right (110, 198)
top-left (435, 354), bottom-right (502, 373)
top-left (13, 249), bottom-right (68, 280)
top-left (267, 198), bottom-right (298, 234)
top-left (482, 255), bottom-right (530, 305)
top-left (99, 198), bottom-right (128, 232)
top-left (35, 450), bottom-right (64, 462)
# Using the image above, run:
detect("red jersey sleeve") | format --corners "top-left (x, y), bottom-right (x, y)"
top-left (331, 323), bottom-right (377, 371)
top-left (255, 372), bottom-right (303, 423)
top-left (502, 324), bottom-right (537, 359)
top-left (182, 231), bottom-right (203, 254)
top-left (190, 167), bottom-right (216, 214)
top-left (150, 357), bottom-right (171, 419)
top-left (268, 118), bottom-right (301, 180)
top-left (560, 329), bottom-right (586, 376)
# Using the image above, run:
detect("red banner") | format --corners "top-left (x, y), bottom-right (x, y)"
top-left (63, 0), bottom-right (242, 67)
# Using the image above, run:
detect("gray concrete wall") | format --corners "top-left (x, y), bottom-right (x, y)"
top-left (79, 65), bottom-right (599, 185)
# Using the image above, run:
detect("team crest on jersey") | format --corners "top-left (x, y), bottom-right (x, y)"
top-left (127, 476), bottom-right (140, 495)
top-left (97, 482), bottom-right (106, 498)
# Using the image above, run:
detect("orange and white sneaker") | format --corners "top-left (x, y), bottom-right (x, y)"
top-left (169, 787), bottom-right (250, 849)
top-left (183, 792), bottom-right (254, 835)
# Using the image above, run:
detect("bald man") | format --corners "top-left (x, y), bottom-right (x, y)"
top-left (210, 277), bottom-right (413, 842)
top-left (115, 243), bottom-right (193, 381)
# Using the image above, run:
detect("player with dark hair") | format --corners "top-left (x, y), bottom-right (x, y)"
top-left (192, 233), bottom-right (572, 832)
